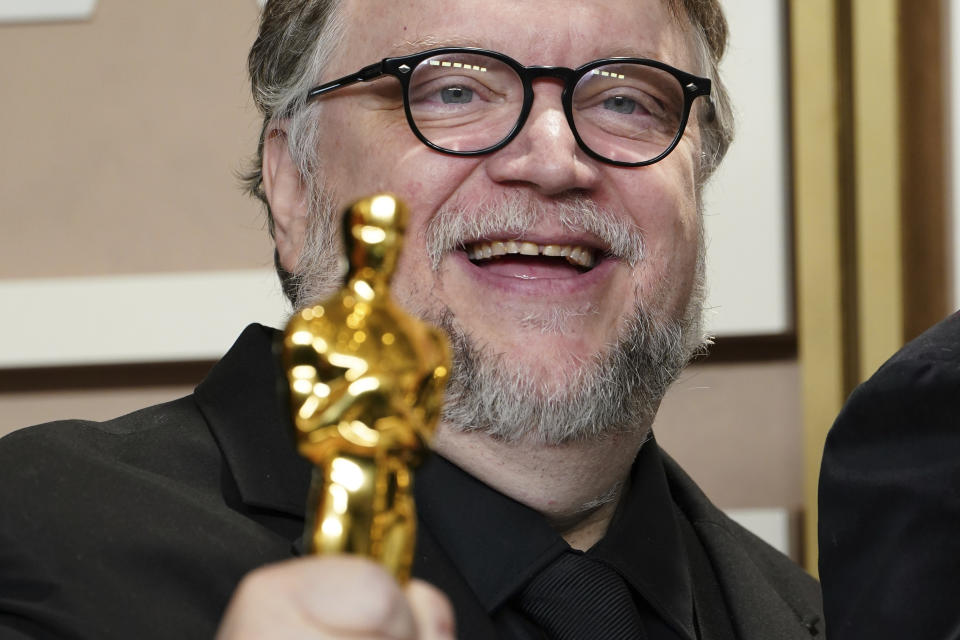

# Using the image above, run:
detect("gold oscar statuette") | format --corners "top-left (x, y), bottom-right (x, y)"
top-left (280, 194), bottom-right (450, 583)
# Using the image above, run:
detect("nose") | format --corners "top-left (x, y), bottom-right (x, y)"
top-left (483, 83), bottom-right (602, 196)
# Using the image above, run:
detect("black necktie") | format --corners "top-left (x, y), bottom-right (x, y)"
top-left (516, 551), bottom-right (648, 639)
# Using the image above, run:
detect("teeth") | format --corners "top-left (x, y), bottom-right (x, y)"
top-left (465, 241), bottom-right (598, 269)
top-left (519, 242), bottom-right (539, 256)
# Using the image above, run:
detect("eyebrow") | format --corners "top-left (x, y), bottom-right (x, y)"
top-left (387, 36), bottom-right (486, 57)
top-left (600, 46), bottom-right (664, 60)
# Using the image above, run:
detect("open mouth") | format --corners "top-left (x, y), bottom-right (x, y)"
top-left (464, 240), bottom-right (600, 273)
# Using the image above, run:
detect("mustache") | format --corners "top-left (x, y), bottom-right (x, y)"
top-left (423, 193), bottom-right (645, 270)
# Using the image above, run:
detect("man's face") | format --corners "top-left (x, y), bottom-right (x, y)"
top-left (288, 0), bottom-right (705, 439)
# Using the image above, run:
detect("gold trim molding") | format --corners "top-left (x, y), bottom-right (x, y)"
top-left (792, 0), bottom-right (949, 574)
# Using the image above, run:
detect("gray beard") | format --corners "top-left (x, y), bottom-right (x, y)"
top-left (288, 189), bottom-right (708, 446)
top-left (289, 186), bottom-right (344, 308)
top-left (435, 300), bottom-right (703, 445)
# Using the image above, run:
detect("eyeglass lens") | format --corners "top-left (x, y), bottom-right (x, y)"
top-left (407, 52), bottom-right (686, 164)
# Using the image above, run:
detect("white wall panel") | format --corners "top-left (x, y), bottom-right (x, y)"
top-left (727, 507), bottom-right (792, 556)
top-left (703, 0), bottom-right (792, 336)
top-left (0, 0), bottom-right (96, 22)
top-left (0, 270), bottom-right (287, 367)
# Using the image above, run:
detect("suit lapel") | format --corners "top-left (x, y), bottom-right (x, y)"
top-left (692, 521), bottom-right (822, 639)
top-left (194, 324), bottom-right (313, 517)
top-left (661, 454), bottom-right (824, 639)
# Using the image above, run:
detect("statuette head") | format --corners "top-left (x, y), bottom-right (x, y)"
top-left (343, 194), bottom-right (408, 284)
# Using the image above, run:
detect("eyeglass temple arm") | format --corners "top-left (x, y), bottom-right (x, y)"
top-left (306, 62), bottom-right (385, 101)
top-left (682, 78), bottom-right (715, 123)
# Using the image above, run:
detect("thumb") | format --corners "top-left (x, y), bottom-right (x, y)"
top-left (405, 579), bottom-right (456, 639)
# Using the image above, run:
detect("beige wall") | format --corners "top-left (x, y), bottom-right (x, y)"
top-left (656, 360), bottom-right (802, 510)
top-left (0, 3), bottom-right (803, 528)
top-left (0, 0), bottom-right (271, 279)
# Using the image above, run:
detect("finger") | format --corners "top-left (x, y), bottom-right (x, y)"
top-left (218, 556), bottom-right (418, 640)
top-left (290, 556), bottom-right (418, 639)
top-left (405, 580), bottom-right (456, 640)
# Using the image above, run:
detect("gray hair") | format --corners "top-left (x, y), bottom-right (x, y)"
top-left (665, 0), bottom-right (735, 181)
top-left (243, 0), bottom-right (347, 302)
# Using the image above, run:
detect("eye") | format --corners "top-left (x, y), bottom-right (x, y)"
top-left (440, 86), bottom-right (474, 104)
top-left (603, 96), bottom-right (636, 114)
top-left (409, 77), bottom-right (491, 108)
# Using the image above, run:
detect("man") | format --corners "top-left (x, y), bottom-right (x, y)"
top-left (819, 311), bottom-right (960, 639)
top-left (0, 0), bottom-right (822, 638)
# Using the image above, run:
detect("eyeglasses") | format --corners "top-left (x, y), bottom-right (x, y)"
top-left (305, 47), bottom-right (712, 167)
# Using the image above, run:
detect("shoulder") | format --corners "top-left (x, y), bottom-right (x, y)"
top-left (1, 395), bottom-right (211, 467)
top-left (0, 395), bottom-right (219, 518)
top-left (879, 310), bottom-right (960, 370)
top-left (0, 397), bottom-right (233, 638)
top-left (839, 311), bottom-right (960, 421)
top-left (822, 311), bottom-right (960, 482)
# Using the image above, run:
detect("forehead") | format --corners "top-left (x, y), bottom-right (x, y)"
top-left (335, 0), bottom-right (693, 70)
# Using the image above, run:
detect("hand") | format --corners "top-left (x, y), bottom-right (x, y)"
top-left (216, 555), bottom-right (456, 639)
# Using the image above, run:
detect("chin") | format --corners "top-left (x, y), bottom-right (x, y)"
top-left (462, 321), bottom-right (617, 382)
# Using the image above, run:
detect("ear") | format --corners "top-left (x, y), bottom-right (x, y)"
top-left (262, 124), bottom-right (310, 273)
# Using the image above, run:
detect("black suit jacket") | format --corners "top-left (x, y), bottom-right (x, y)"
top-left (819, 311), bottom-right (960, 639)
top-left (0, 325), bottom-right (821, 639)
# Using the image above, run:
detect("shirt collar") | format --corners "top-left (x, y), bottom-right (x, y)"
top-left (415, 438), bottom-right (696, 638)
top-left (415, 453), bottom-right (569, 611)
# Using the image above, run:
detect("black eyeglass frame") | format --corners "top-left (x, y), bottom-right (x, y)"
top-left (305, 47), bottom-right (713, 168)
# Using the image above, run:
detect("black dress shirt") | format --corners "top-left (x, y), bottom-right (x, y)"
top-left (412, 443), bottom-right (732, 639)
top-left (0, 324), bottom-right (821, 639)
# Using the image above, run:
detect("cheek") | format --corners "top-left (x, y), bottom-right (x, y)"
top-left (644, 216), bottom-right (700, 318)
top-left (621, 162), bottom-right (698, 251)
top-left (318, 103), bottom-right (413, 197)
top-left (620, 167), bottom-right (701, 314)
top-left (320, 103), bottom-right (479, 213)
